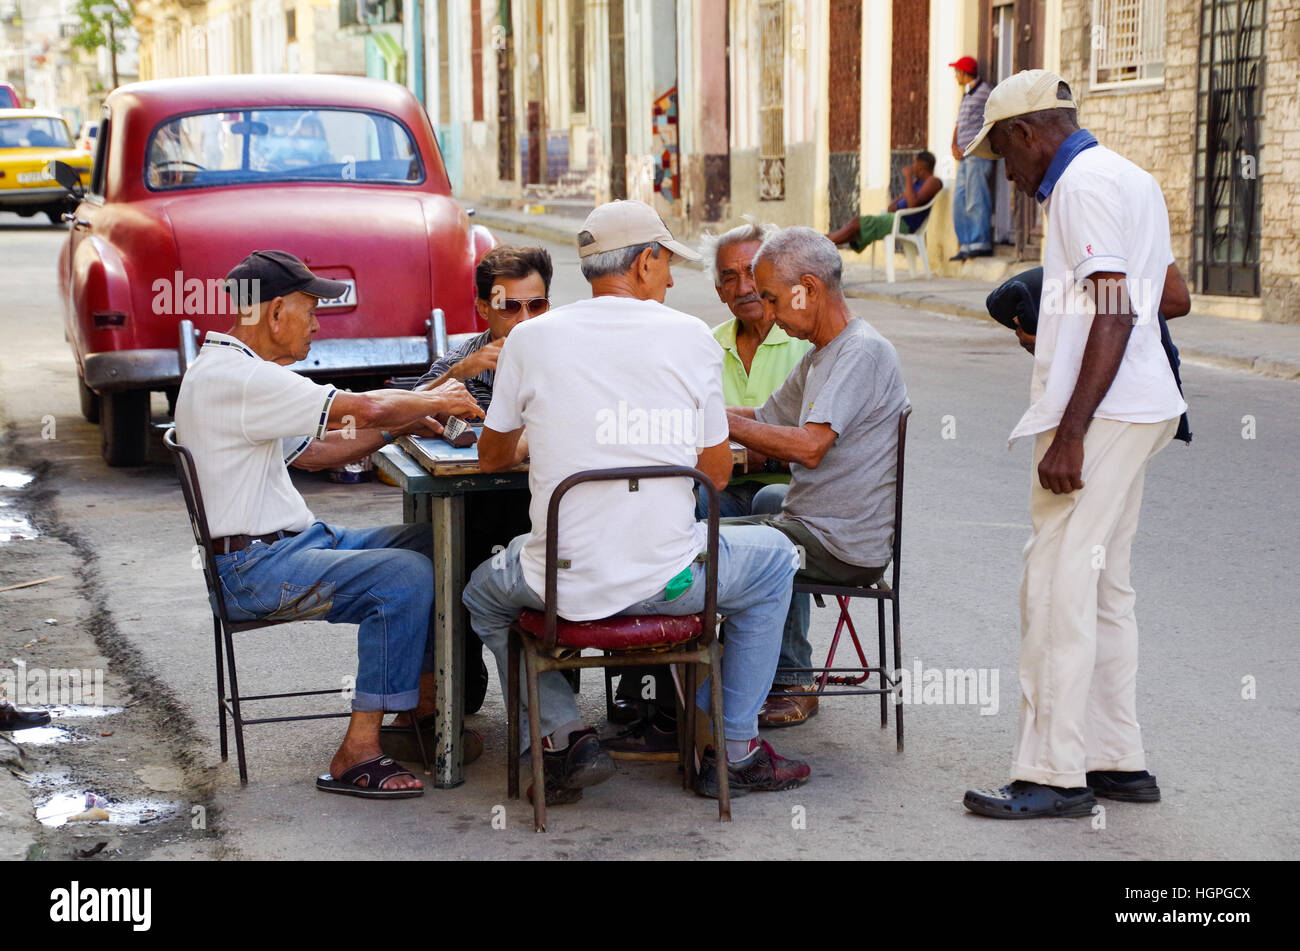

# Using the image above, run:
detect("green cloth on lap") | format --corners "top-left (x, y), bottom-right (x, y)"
top-left (849, 212), bottom-right (911, 253)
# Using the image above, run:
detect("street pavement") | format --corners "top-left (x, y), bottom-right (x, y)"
top-left (0, 214), bottom-right (1297, 860)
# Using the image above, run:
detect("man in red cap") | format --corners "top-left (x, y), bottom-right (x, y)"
top-left (949, 55), bottom-right (994, 261)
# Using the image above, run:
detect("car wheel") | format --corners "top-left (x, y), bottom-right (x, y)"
top-left (44, 205), bottom-right (67, 226)
top-left (100, 389), bottom-right (151, 467)
top-left (78, 374), bottom-right (100, 423)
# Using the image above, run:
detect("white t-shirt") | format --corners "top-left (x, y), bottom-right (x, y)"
top-left (174, 332), bottom-right (336, 538)
top-left (1009, 145), bottom-right (1186, 444)
top-left (484, 296), bottom-right (729, 621)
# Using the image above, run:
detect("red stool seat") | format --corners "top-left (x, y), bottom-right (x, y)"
top-left (515, 609), bottom-right (702, 650)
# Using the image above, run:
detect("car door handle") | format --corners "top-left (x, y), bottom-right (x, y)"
top-left (63, 212), bottom-right (90, 230)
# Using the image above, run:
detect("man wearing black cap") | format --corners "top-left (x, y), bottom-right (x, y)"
top-left (174, 250), bottom-right (483, 799)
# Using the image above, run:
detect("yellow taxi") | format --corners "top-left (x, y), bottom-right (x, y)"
top-left (0, 108), bottom-right (93, 224)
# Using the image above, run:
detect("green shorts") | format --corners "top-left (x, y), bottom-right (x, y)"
top-left (848, 212), bottom-right (911, 253)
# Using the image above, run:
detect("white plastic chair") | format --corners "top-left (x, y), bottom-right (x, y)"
top-left (871, 197), bottom-right (938, 283)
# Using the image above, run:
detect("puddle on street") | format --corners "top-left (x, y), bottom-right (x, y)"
top-left (12, 725), bottom-right (73, 745)
top-left (35, 790), bottom-right (180, 828)
top-left (0, 469), bottom-right (34, 489)
top-left (46, 704), bottom-right (125, 719)
top-left (0, 511), bottom-right (38, 542)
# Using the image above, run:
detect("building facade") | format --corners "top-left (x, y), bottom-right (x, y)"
top-left (1059, 0), bottom-right (1297, 321)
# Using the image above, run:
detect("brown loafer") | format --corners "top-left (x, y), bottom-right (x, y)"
top-left (758, 685), bottom-right (820, 728)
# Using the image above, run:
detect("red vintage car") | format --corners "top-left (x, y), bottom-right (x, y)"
top-left (57, 74), bottom-right (494, 466)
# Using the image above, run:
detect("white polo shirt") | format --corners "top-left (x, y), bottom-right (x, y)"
top-left (484, 296), bottom-right (729, 621)
top-left (1009, 144), bottom-right (1186, 444)
top-left (174, 331), bottom-right (336, 538)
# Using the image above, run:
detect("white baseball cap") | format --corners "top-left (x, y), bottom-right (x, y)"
top-left (963, 69), bottom-right (1077, 160)
top-left (576, 200), bottom-right (701, 262)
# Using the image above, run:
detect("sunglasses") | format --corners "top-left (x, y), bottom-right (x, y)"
top-left (491, 297), bottom-right (550, 317)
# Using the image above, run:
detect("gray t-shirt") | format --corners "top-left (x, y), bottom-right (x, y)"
top-left (755, 318), bottom-right (907, 567)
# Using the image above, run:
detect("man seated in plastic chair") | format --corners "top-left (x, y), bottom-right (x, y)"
top-left (174, 250), bottom-right (483, 800)
top-left (826, 150), bottom-right (943, 254)
top-left (725, 228), bottom-right (909, 728)
top-left (462, 200), bottom-right (812, 807)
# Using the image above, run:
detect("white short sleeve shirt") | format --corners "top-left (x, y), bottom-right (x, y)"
top-left (1009, 144), bottom-right (1186, 444)
top-left (484, 296), bottom-right (729, 621)
top-left (174, 332), bottom-right (337, 538)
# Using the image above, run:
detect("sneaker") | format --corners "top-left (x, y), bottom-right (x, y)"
top-left (1086, 770), bottom-right (1161, 802)
top-left (694, 738), bottom-right (811, 798)
top-left (602, 716), bottom-right (679, 762)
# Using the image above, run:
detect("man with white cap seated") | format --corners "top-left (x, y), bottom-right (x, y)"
top-left (463, 200), bottom-right (812, 806)
top-left (958, 72), bottom-right (1185, 819)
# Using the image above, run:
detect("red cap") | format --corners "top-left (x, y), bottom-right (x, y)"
top-left (949, 56), bottom-right (978, 76)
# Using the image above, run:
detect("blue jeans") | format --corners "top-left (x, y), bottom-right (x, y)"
top-left (954, 156), bottom-right (994, 253)
top-left (463, 526), bottom-right (797, 746)
top-left (214, 521), bottom-right (434, 712)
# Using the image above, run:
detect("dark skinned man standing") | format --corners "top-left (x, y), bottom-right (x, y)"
top-left (958, 72), bottom-right (1186, 819)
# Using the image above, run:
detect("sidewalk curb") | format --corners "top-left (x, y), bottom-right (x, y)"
top-left (472, 206), bottom-right (1300, 383)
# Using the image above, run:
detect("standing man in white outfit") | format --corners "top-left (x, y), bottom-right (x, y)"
top-left (959, 72), bottom-right (1186, 819)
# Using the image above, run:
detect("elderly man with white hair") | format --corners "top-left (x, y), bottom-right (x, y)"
top-left (725, 227), bottom-right (909, 727)
top-left (462, 200), bottom-right (813, 805)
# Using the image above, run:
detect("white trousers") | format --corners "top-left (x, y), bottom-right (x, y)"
top-left (1011, 417), bottom-right (1178, 787)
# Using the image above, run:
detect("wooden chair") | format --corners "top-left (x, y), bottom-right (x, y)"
top-left (769, 406), bottom-right (911, 750)
top-left (164, 427), bottom-right (429, 783)
top-left (507, 466), bottom-right (728, 832)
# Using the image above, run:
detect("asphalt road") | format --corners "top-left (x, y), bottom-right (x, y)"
top-left (1, 215), bottom-right (1296, 860)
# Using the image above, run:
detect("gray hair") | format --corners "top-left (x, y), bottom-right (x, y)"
top-left (752, 226), bottom-right (843, 292)
top-left (579, 241), bottom-right (662, 281)
top-left (699, 215), bottom-right (776, 286)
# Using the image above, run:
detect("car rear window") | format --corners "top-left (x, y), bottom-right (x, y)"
top-left (145, 108), bottom-right (424, 189)
top-left (0, 116), bottom-right (73, 149)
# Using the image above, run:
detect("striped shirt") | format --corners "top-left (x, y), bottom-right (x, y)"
top-left (414, 329), bottom-right (495, 412)
top-left (956, 79), bottom-right (992, 152)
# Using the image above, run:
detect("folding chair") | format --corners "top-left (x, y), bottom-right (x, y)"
top-left (507, 466), bottom-right (728, 832)
top-left (872, 200), bottom-right (937, 283)
top-left (164, 427), bottom-right (429, 783)
top-left (770, 406), bottom-right (911, 750)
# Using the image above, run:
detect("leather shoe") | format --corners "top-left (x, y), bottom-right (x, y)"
top-left (964, 780), bottom-right (1096, 819)
top-left (1086, 770), bottom-right (1161, 802)
top-left (0, 700), bottom-right (50, 731)
top-left (949, 252), bottom-right (968, 262)
top-left (757, 685), bottom-right (819, 728)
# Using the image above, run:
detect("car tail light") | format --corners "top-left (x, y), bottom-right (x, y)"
top-left (92, 311), bottom-right (127, 329)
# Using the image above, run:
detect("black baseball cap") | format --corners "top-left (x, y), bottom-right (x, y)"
top-left (224, 250), bottom-right (348, 307)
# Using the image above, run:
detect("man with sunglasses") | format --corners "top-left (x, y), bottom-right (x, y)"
top-left (413, 244), bottom-right (553, 411)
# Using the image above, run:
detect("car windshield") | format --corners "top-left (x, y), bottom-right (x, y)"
top-left (0, 117), bottom-right (72, 149)
top-left (145, 108), bottom-right (423, 189)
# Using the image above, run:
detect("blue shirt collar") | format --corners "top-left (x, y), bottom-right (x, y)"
top-left (1036, 129), bottom-right (1099, 204)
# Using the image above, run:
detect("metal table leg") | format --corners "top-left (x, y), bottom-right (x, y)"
top-left (431, 494), bottom-right (466, 788)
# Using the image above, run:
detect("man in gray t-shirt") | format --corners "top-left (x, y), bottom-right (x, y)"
top-left (726, 227), bottom-right (908, 726)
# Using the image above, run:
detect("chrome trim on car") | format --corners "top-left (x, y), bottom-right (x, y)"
top-left (82, 335), bottom-right (456, 392)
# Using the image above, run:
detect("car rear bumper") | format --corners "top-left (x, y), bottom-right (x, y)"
top-left (0, 187), bottom-right (67, 207)
top-left (82, 335), bottom-right (454, 392)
